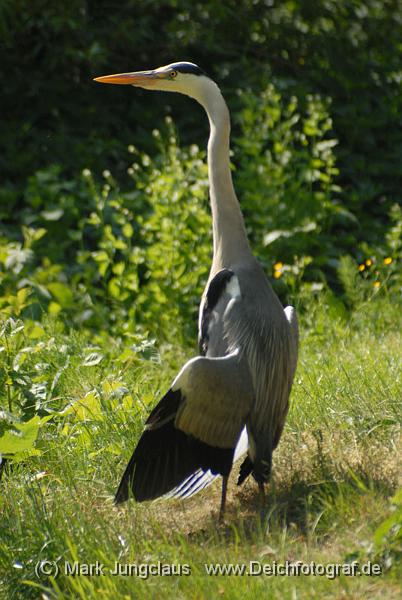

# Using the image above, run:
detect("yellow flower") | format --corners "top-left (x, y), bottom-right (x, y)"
top-left (274, 262), bottom-right (283, 270)
top-left (384, 257), bottom-right (393, 265)
top-left (373, 281), bottom-right (380, 288)
top-left (359, 264), bottom-right (365, 272)
top-left (365, 258), bottom-right (373, 266)
top-left (274, 270), bottom-right (282, 279)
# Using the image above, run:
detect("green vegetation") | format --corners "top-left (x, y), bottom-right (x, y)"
top-left (1, 1), bottom-right (401, 598)
top-left (0, 305), bottom-right (401, 598)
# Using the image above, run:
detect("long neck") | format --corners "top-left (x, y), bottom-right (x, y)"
top-left (199, 82), bottom-right (252, 269)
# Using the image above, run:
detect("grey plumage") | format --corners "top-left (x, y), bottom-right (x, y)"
top-left (95, 62), bottom-right (299, 518)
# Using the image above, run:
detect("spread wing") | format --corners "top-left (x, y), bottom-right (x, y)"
top-left (171, 268), bottom-right (246, 498)
top-left (114, 350), bottom-right (253, 504)
top-left (165, 427), bottom-right (249, 499)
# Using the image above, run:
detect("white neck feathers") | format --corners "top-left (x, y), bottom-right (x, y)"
top-left (190, 78), bottom-right (252, 268)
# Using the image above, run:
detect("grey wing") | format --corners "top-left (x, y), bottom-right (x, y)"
top-left (269, 305), bottom-right (299, 450)
top-left (175, 269), bottom-right (246, 498)
top-left (169, 269), bottom-right (249, 499)
top-left (236, 301), bottom-right (299, 484)
top-left (167, 425), bottom-right (249, 500)
top-left (270, 305), bottom-right (298, 448)
top-left (115, 350), bottom-right (253, 503)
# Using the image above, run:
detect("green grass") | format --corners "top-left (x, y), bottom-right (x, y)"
top-left (0, 299), bottom-right (401, 599)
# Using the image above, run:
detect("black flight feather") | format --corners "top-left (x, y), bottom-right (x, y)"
top-left (237, 455), bottom-right (253, 486)
top-left (114, 388), bottom-right (234, 504)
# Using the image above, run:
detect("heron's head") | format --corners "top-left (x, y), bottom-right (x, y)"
top-left (94, 62), bottom-right (214, 104)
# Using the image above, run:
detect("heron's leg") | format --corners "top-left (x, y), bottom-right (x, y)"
top-left (258, 482), bottom-right (265, 508)
top-left (219, 476), bottom-right (229, 523)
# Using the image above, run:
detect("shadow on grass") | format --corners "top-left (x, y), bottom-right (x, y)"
top-left (186, 471), bottom-right (395, 546)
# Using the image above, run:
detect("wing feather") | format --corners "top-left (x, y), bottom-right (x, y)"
top-left (115, 352), bottom-right (253, 504)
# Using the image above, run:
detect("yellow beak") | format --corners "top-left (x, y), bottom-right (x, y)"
top-left (93, 70), bottom-right (163, 86)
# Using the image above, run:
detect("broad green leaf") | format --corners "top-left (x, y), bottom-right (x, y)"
top-left (0, 416), bottom-right (51, 455)
top-left (47, 282), bottom-right (74, 307)
top-left (122, 223), bottom-right (133, 238)
top-left (73, 392), bottom-right (103, 421)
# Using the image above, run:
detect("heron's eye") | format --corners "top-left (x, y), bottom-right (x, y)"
top-left (170, 70), bottom-right (178, 79)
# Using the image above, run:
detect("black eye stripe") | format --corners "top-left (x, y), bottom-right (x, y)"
top-left (170, 62), bottom-right (206, 76)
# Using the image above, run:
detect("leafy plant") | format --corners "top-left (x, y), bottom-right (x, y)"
top-left (373, 488), bottom-right (402, 565)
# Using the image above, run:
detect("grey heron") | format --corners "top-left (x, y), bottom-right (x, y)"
top-left (94, 62), bottom-right (299, 520)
